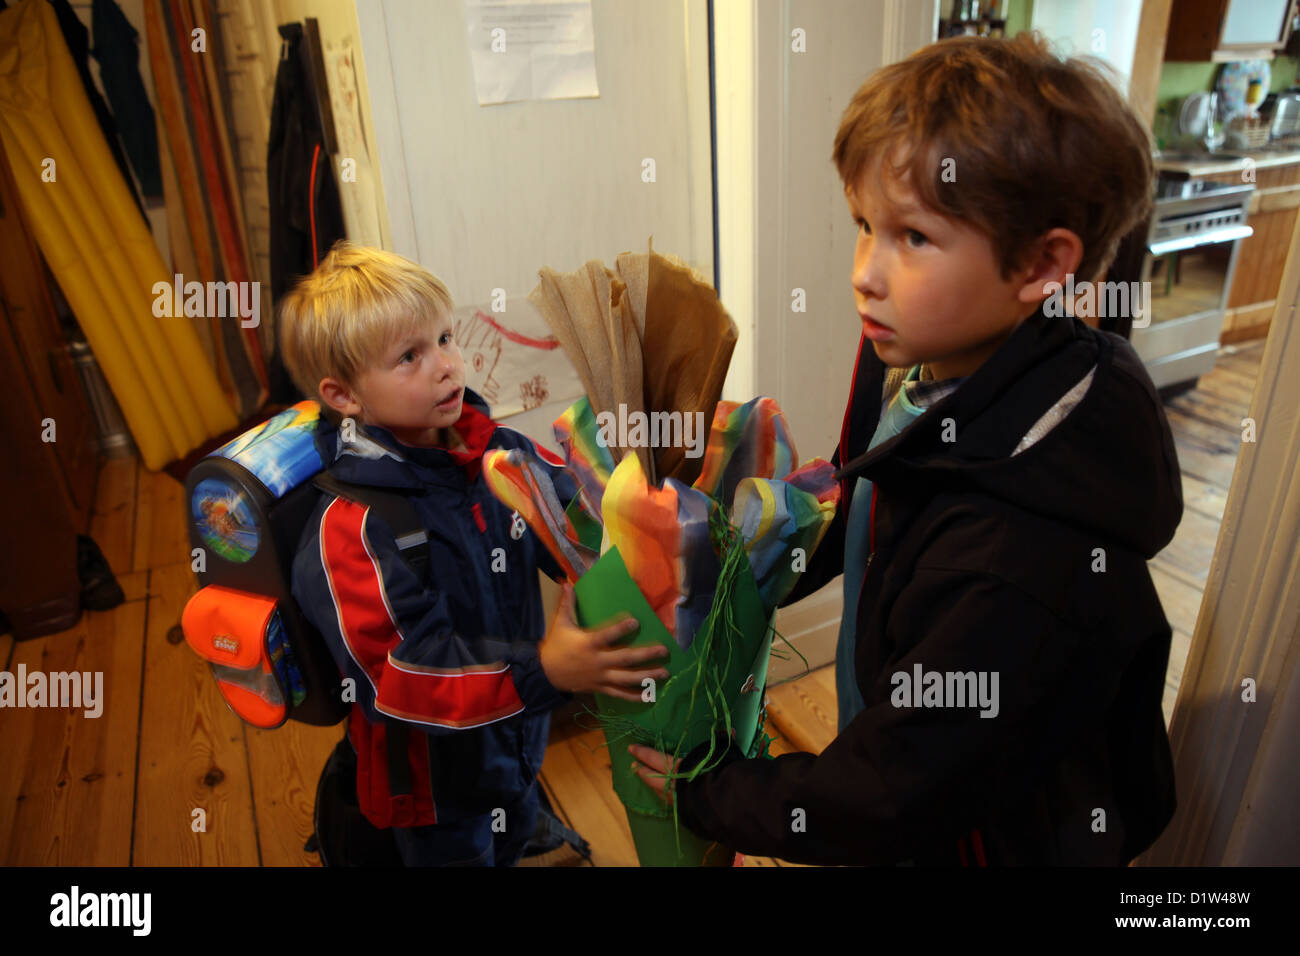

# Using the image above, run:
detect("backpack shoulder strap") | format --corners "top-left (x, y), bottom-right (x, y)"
top-left (310, 473), bottom-right (422, 812)
top-left (311, 473), bottom-right (431, 585)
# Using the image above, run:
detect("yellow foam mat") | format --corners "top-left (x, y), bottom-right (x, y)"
top-left (0, 0), bottom-right (237, 469)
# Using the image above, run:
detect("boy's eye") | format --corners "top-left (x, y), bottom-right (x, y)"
top-left (439, 331), bottom-right (453, 346)
top-left (905, 229), bottom-right (928, 248)
top-left (399, 349), bottom-right (416, 363)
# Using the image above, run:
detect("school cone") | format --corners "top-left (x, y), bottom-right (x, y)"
top-left (574, 539), bottom-right (774, 867)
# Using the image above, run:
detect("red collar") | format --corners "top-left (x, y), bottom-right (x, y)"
top-left (441, 400), bottom-right (497, 479)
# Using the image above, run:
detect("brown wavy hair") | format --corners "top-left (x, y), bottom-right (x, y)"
top-left (832, 31), bottom-right (1153, 283)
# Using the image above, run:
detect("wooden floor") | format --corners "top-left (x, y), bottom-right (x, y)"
top-left (0, 340), bottom-right (1264, 866)
top-left (1148, 338), bottom-right (1266, 725)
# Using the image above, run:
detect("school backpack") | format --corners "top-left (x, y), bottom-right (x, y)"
top-left (181, 401), bottom-right (431, 729)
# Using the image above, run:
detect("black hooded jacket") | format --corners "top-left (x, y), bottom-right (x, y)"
top-left (676, 306), bottom-right (1182, 865)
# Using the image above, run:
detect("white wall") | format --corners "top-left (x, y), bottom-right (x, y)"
top-left (1031, 0), bottom-right (1142, 93)
top-left (727, 0), bottom-right (936, 472)
top-left (356, 0), bottom-right (715, 446)
top-left (717, 0), bottom-right (938, 676)
top-left (357, 0), bottom-right (714, 302)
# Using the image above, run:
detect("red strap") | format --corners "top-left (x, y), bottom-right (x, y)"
top-left (309, 142), bottom-right (322, 267)
top-left (839, 332), bottom-right (867, 471)
top-left (971, 828), bottom-right (987, 867)
top-left (350, 709), bottom-right (436, 828)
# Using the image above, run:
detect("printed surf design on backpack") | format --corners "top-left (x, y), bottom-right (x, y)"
top-left (182, 401), bottom-right (344, 728)
top-left (182, 402), bottom-right (434, 729)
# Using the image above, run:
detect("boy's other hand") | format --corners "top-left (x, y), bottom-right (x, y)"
top-left (628, 744), bottom-right (680, 804)
top-left (539, 582), bottom-right (670, 700)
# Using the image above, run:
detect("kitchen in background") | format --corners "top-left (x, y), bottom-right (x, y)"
top-left (1152, 0), bottom-right (1300, 357)
top-left (944, 1), bottom-right (1292, 391)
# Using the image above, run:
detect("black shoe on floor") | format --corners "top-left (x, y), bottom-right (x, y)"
top-left (77, 534), bottom-right (125, 611)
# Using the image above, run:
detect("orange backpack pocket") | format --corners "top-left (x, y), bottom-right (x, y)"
top-left (182, 585), bottom-right (306, 729)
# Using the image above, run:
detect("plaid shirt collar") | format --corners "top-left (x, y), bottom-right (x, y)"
top-left (902, 365), bottom-right (965, 409)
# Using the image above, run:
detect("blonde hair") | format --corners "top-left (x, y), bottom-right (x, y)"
top-left (277, 241), bottom-right (455, 422)
top-left (832, 31), bottom-right (1153, 283)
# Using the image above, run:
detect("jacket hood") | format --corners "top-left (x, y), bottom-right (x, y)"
top-left (836, 305), bottom-right (1183, 558)
top-left (311, 387), bottom-right (498, 491)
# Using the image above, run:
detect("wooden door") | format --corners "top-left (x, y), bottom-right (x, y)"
top-left (0, 144), bottom-right (98, 528)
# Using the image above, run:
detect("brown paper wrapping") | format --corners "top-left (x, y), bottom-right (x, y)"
top-left (529, 240), bottom-right (736, 486)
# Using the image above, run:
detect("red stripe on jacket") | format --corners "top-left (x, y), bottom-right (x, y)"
top-left (319, 497), bottom-right (525, 729)
top-left (534, 444), bottom-right (564, 467)
top-left (838, 331), bottom-right (868, 504)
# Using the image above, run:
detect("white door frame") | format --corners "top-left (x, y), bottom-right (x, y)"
top-left (716, 0), bottom-right (937, 679)
top-left (1139, 223), bottom-right (1300, 866)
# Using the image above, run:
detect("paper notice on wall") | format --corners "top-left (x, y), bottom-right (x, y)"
top-left (453, 299), bottom-right (583, 419)
top-left (464, 0), bottom-right (599, 106)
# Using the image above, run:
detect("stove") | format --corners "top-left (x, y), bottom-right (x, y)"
top-left (1130, 177), bottom-right (1255, 391)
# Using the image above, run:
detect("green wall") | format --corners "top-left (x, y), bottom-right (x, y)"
top-left (1002, 0), bottom-right (1033, 38)
top-left (993, 1), bottom-right (1297, 147)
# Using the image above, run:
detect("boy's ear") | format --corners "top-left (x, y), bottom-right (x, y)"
top-left (318, 376), bottom-right (363, 419)
top-left (1015, 228), bottom-right (1085, 306)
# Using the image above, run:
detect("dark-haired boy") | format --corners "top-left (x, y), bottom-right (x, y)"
top-left (631, 32), bottom-right (1181, 866)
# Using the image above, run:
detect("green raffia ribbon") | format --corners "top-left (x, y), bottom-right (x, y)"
top-left (574, 505), bottom-right (775, 866)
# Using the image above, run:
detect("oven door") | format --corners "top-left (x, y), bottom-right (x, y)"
top-left (1131, 222), bottom-right (1252, 389)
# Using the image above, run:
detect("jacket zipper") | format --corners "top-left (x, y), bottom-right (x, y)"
top-left (471, 493), bottom-right (510, 637)
top-left (861, 484), bottom-right (878, 591)
top-left (850, 485), bottom-right (880, 689)
top-left (868, 483), bottom-right (878, 554)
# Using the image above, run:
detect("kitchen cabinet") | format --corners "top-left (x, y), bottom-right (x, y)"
top-left (1165, 0), bottom-right (1296, 61)
top-left (1201, 162), bottom-right (1300, 341)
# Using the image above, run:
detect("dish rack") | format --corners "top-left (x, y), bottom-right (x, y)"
top-left (1228, 115), bottom-right (1271, 150)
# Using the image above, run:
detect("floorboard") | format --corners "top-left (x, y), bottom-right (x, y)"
top-left (132, 563), bottom-right (260, 866)
top-left (0, 601), bottom-right (144, 864)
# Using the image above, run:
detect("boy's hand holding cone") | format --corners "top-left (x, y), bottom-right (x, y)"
top-left (539, 582), bottom-right (670, 702)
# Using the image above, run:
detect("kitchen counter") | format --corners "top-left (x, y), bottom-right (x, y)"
top-left (1155, 148), bottom-right (1300, 178)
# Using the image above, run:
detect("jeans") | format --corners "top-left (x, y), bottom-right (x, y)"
top-left (391, 783), bottom-right (540, 867)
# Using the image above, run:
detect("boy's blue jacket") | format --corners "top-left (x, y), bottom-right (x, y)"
top-left (676, 307), bottom-right (1183, 866)
top-left (291, 388), bottom-right (572, 828)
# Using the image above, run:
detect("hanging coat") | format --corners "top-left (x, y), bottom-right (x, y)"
top-left (266, 20), bottom-right (346, 405)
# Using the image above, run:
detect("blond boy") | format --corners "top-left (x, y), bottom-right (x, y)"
top-left (283, 242), bottom-right (668, 866)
